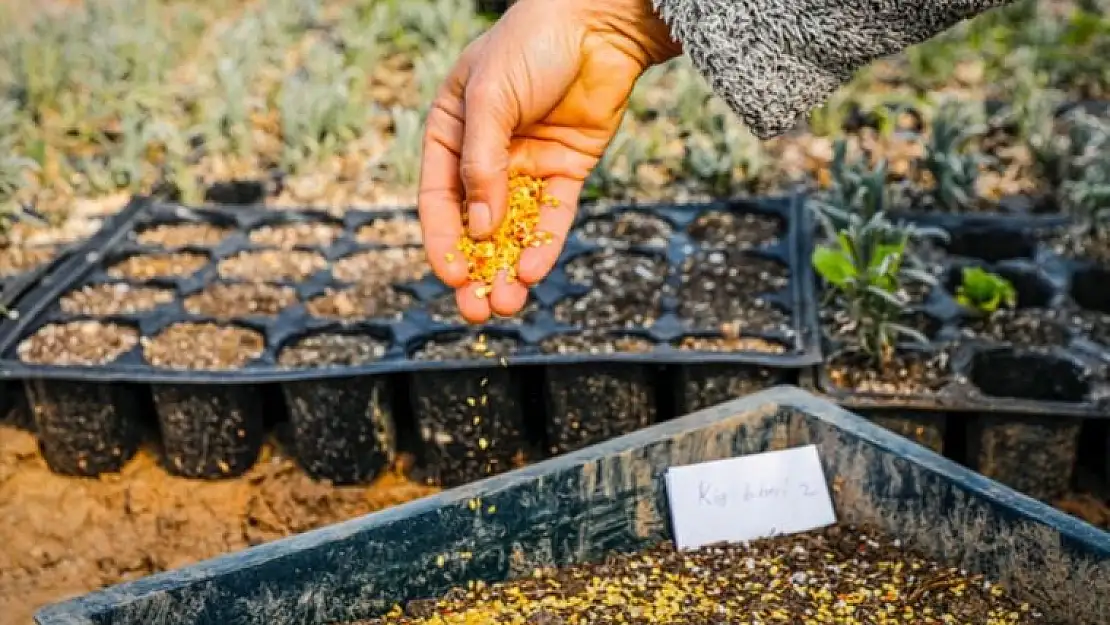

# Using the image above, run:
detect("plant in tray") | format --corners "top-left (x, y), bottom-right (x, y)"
top-left (956, 266), bottom-right (1018, 315)
top-left (921, 101), bottom-right (987, 212)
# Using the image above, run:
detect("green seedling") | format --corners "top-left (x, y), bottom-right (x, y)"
top-left (376, 105), bottom-right (424, 187)
top-left (812, 209), bottom-right (936, 368)
top-left (922, 101), bottom-right (987, 212)
top-left (955, 267), bottom-right (1017, 314)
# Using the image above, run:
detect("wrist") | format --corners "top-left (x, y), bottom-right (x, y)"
top-left (581, 0), bottom-right (683, 67)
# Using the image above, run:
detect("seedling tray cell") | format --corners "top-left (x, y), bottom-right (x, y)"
top-left (0, 194), bottom-right (820, 483)
top-left (34, 387), bottom-right (1110, 625)
top-left (813, 211), bottom-right (1109, 502)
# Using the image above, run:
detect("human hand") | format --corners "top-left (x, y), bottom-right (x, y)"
top-left (418, 0), bottom-right (681, 323)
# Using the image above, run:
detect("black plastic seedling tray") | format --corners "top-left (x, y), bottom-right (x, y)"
top-left (0, 194), bottom-right (821, 486)
top-left (34, 387), bottom-right (1110, 625)
top-left (811, 209), bottom-right (1110, 502)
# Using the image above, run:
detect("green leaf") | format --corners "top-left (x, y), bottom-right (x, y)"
top-left (812, 245), bottom-right (857, 286)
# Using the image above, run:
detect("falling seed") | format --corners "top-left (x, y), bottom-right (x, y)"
top-left (467, 397), bottom-right (477, 407)
top-left (487, 505), bottom-right (497, 514)
top-left (478, 438), bottom-right (489, 450)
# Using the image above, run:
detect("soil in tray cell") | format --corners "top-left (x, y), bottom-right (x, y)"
top-left (136, 222), bottom-right (233, 249)
top-left (827, 349), bottom-right (950, 395)
top-left (577, 211), bottom-right (674, 247)
top-left (970, 414), bottom-right (1082, 502)
top-left (106, 251), bottom-right (209, 281)
top-left (142, 322), bottom-right (265, 370)
top-left (17, 320), bottom-right (139, 366)
top-left (279, 333), bottom-right (394, 484)
top-left (0, 244), bottom-right (57, 278)
top-left (958, 309), bottom-right (1069, 346)
top-left (411, 334), bottom-right (531, 486)
top-left (59, 283), bottom-right (175, 316)
top-left (248, 221), bottom-right (343, 249)
top-left (554, 250), bottom-right (668, 328)
top-left (217, 249), bottom-right (327, 283)
top-left (331, 248), bottom-right (428, 285)
top-left (543, 361), bottom-right (655, 454)
top-left (183, 282), bottom-right (299, 319)
top-left (685, 209), bottom-right (783, 249)
top-left (678, 331), bottom-right (788, 354)
top-left (356, 524), bottom-right (1040, 625)
top-left (306, 285), bottom-right (413, 321)
top-left (677, 249), bottom-right (791, 333)
top-left (356, 216), bottom-right (424, 246)
top-left (540, 331), bottom-right (655, 355)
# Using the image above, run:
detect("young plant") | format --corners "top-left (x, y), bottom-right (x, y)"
top-left (955, 267), bottom-right (1017, 315)
top-left (922, 101), bottom-right (986, 212)
top-left (812, 211), bottom-right (936, 367)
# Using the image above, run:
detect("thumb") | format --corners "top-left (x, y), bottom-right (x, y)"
top-left (460, 77), bottom-right (516, 239)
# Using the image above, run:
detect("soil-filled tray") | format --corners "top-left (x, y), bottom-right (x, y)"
top-left (811, 210), bottom-right (1110, 502)
top-left (33, 388), bottom-right (1110, 625)
top-left (0, 194), bottom-right (819, 487)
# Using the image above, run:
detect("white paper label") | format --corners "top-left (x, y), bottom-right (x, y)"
top-left (664, 444), bottom-right (837, 550)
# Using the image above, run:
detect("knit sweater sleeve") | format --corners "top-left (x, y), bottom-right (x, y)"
top-left (649, 0), bottom-right (1013, 139)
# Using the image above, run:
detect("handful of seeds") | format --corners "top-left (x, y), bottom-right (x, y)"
top-left (455, 173), bottom-right (557, 296)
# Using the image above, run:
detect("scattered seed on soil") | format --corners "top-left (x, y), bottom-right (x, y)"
top-left (306, 285), bottom-right (413, 320)
top-left (248, 221), bottom-right (342, 248)
top-left (106, 252), bottom-right (209, 281)
top-left (412, 334), bottom-right (519, 361)
top-left (278, 333), bottom-right (387, 368)
top-left (0, 245), bottom-right (56, 277)
top-left (356, 524), bottom-right (1041, 625)
top-left (959, 309), bottom-right (1068, 346)
top-left (829, 349), bottom-right (950, 395)
top-left (331, 248), bottom-right (427, 285)
top-left (686, 210), bottom-right (782, 248)
top-left (183, 283), bottom-right (298, 319)
top-left (679, 335), bottom-right (787, 354)
top-left (555, 251), bottom-right (668, 328)
top-left (578, 211), bottom-right (673, 247)
top-left (17, 321), bottom-right (139, 366)
top-left (540, 332), bottom-right (654, 355)
top-left (357, 216), bottom-right (424, 246)
top-left (217, 249), bottom-right (327, 282)
top-left (59, 283), bottom-right (175, 316)
top-left (678, 250), bottom-right (791, 333)
top-left (142, 322), bottom-right (264, 370)
top-left (136, 222), bottom-right (232, 248)
top-left (457, 173), bottom-right (557, 287)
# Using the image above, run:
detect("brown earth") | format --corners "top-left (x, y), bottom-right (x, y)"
top-left (0, 424), bottom-right (438, 625)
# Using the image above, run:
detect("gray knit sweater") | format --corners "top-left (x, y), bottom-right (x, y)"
top-left (651, 0), bottom-right (1013, 138)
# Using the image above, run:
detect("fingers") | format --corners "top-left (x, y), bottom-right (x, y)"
top-left (517, 176), bottom-right (583, 285)
top-left (459, 79), bottom-right (514, 240)
top-left (417, 135), bottom-right (468, 288)
top-left (456, 283), bottom-right (492, 324)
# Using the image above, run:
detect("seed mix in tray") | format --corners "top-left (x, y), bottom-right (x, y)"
top-left (354, 524), bottom-right (1043, 625)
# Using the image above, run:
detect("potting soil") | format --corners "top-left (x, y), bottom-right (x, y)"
top-left (356, 524), bottom-right (1042, 624)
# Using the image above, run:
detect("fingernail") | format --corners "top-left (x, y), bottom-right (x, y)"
top-left (468, 202), bottom-right (491, 237)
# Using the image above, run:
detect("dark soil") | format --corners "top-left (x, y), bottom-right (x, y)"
top-left (677, 250), bottom-right (791, 332)
top-left (957, 309), bottom-right (1069, 347)
top-left (248, 222), bottom-right (342, 249)
top-left (136, 223), bottom-right (232, 249)
top-left (1070, 309), bottom-right (1110, 348)
top-left (554, 251), bottom-right (669, 328)
top-left (142, 322), bottom-right (265, 370)
top-left (686, 210), bottom-right (782, 249)
top-left (278, 333), bottom-right (387, 368)
top-left (540, 332), bottom-right (655, 355)
top-left (827, 349), bottom-right (950, 395)
top-left (355, 524), bottom-right (1041, 624)
top-left (217, 249), bottom-right (327, 282)
top-left (306, 285), bottom-right (413, 321)
top-left (1048, 226), bottom-right (1110, 266)
top-left (356, 217), bottom-right (424, 246)
top-left (183, 282), bottom-right (298, 319)
top-left (412, 334), bottom-right (520, 361)
top-left (331, 248), bottom-right (427, 285)
top-left (16, 320), bottom-right (139, 366)
top-left (577, 211), bottom-right (674, 247)
top-left (0, 245), bottom-right (57, 277)
top-left (59, 283), bottom-right (175, 316)
top-left (106, 252), bottom-right (209, 281)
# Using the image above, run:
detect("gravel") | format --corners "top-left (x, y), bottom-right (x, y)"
top-left (248, 221), bottom-right (342, 248)
top-left (217, 249), bottom-right (327, 282)
top-left (331, 248), bottom-right (428, 285)
top-left (59, 283), bottom-right (176, 316)
top-left (17, 321), bottom-right (139, 366)
top-left (356, 217), bottom-right (424, 246)
top-left (105, 252), bottom-right (209, 281)
top-left (183, 283), bottom-right (298, 319)
top-left (142, 322), bottom-right (265, 370)
top-left (136, 222), bottom-right (232, 248)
